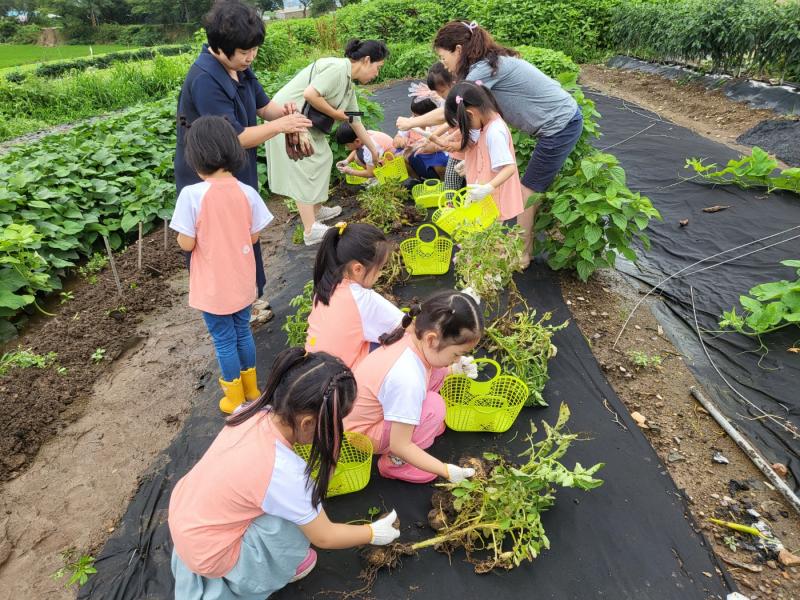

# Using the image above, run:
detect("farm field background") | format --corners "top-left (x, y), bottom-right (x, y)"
top-left (0, 44), bottom-right (131, 68)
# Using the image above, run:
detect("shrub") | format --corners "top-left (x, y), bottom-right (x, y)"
top-left (32, 45), bottom-right (192, 79)
top-left (335, 0), bottom-right (449, 45)
top-left (376, 42), bottom-right (436, 82)
top-left (10, 24), bottom-right (41, 44)
top-left (0, 18), bottom-right (19, 43)
top-left (515, 46), bottom-right (579, 79)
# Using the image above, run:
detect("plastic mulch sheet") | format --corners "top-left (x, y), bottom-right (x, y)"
top-left (79, 83), bottom-right (736, 600)
top-left (586, 91), bottom-right (800, 490)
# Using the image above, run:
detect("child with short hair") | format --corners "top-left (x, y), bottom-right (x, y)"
top-left (169, 349), bottom-right (401, 599)
top-left (305, 222), bottom-right (404, 369)
top-left (393, 96), bottom-right (449, 181)
top-left (334, 122), bottom-right (396, 180)
top-left (344, 290), bottom-right (483, 484)
top-left (444, 81), bottom-right (523, 222)
top-left (170, 115), bottom-right (274, 414)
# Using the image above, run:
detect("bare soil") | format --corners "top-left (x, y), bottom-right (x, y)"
top-left (561, 269), bottom-right (800, 599)
top-left (579, 64), bottom-right (794, 163)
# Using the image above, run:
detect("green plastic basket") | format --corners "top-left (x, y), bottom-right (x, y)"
top-left (399, 224), bottom-right (453, 276)
top-left (431, 188), bottom-right (499, 241)
top-left (412, 179), bottom-right (445, 209)
top-left (374, 152), bottom-right (409, 184)
top-left (345, 161), bottom-right (368, 185)
top-left (294, 431), bottom-right (373, 497)
top-left (440, 358), bottom-right (529, 433)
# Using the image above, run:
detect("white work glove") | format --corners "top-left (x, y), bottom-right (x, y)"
top-left (460, 286), bottom-right (481, 305)
top-left (467, 183), bottom-right (494, 202)
top-left (454, 160), bottom-right (466, 177)
top-left (445, 464), bottom-right (475, 483)
top-left (451, 355), bottom-right (478, 379)
top-left (368, 509), bottom-right (400, 545)
top-left (335, 160), bottom-right (348, 173)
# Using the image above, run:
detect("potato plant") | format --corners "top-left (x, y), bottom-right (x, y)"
top-left (484, 301), bottom-right (568, 406)
top-left (282, 280), bottom-right (314, 348)
top-left (720, 260), bottom-right (800, 336)
top-left (412, 404), bottom-right (603, 571)
top-left (454, 222), bottom-right (526, 311)
top-left (357, 181), bottom-right (409, 233)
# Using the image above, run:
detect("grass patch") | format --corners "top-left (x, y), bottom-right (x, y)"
top-left (0, 44), bottom-right (131, 69)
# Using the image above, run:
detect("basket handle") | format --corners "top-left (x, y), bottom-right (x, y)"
top-left (438, 189), bottom-right (465, 209)
top-left (415, 223), bottom-right (439, 243)
top-left (471, 358), bottom-right (502, 381)
top-left (382, 151), bottom-right (396, 161)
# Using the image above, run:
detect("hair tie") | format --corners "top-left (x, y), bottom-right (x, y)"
top-left (475, 80), bottom-right (483, 86)
top-left (455, 95), bottom-right (463, 105)
top-left (462, 20), bottom-right (479, 32)
top-left (335, 221), bottom-right (347, 235)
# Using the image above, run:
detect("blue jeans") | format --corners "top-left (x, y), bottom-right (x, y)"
top-left (522, 108), bottom-right (584, 193)
top-left (202, 306), bottom-right (256, 381)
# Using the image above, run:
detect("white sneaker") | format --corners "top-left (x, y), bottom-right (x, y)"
top-left (316, 204), bottom-right (342, 222)
top-left (303, 222), bottom-right (329, 246)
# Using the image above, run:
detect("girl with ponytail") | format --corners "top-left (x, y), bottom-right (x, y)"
top-left (344, 290), bottom-right (484, 484)
top-left (443, 81), bottom-right (523, 221)
top-left (168, 349), bottom-right (401, 599)
top-left (305, 222), bottom-right (405, 369)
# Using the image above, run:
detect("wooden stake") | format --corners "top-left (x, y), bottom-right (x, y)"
top-left (137, 221), bottom-right (143, 270)
top-left (102, 235), bottom-right (124, 300)
top-left (163, 219), bottom-right (168, 250)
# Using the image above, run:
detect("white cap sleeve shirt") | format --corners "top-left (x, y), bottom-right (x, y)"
top-left (484, 119), bottom-right (515, 171)
top-left (376, 347), bottom-right (428, 425)
top-left (350, 283), bottom-right (405, 343)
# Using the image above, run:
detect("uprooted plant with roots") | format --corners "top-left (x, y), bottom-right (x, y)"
top-left (339, 405), bottom-right (604, 598)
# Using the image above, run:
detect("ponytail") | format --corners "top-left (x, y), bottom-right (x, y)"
top-left (379, 302), bottom-right (421, 345)
top-left (433, 21), bottom-right (518, 80)
top-left (227, 349), bottom-right (357, 506)
top-left (443, 82), bottom-right (503, 151)
top-left (313, 223), bottom-right (392, 306)
top-left (381, 291), bottom-right (483, 348)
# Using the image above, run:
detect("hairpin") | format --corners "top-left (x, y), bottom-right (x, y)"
top-left (455, 95), bottom-right (463, 105)
top-left (335, 221), bottom-right (347, 235)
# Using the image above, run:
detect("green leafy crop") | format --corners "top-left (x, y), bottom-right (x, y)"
top-left (686, 147), bottom-right (800, 194)
top-left (283, 280), bottom-right (315, 348)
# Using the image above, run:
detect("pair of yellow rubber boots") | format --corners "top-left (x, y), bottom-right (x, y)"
top-left (218, 367), bottom-right (260, 414)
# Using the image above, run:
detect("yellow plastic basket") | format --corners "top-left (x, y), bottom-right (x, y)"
top-left (294, 431), bottom-right (373, 497)
top-left (431, 188), bottom-right (499, 241)
top-left (440, 359), bottom-right (529, 433)
top-left (374, 152), bottom-right (409, 184)
top-left (399, 224), bottom-right (453, 276)
top-left (412, 179), bottom-right (445, 209)
top-left (345, 161), bottom-right (369, 185)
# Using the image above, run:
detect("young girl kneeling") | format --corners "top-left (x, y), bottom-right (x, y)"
top-left (306, 222), bottom-right (404, 369)
top-left (444, 81), bottom-right (524, 222)
top-left (170, 116), bottom-right (274, 414)
top-left (169, 349), bottom-right (401, 600)
top-left (344, 290), bottom-right (483, 484)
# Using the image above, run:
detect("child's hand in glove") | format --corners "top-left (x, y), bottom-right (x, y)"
top-left (445, 464), bottom-right (476, 483)
top-left (336, 160), bottom-right (348, 173)
top-left (451, 355), bottom-right (478, 379)
top-left (454, 160), bottom-right (466, 177)
top-left (460, 286), bottom-right (481, 305)
top-left (369, 509), bottom-right (401, 545)
top-left (467, 183), bottom-right (494, 202)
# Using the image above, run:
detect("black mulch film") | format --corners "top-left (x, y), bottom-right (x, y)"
top-left (737, 120), bottom-right (800, 167)
top-left (606, 55), bottom-right (800, 116)
top-left (585, 92), bottom-right (800, 491)
top-left (79, 83), bottom-right (746, 600)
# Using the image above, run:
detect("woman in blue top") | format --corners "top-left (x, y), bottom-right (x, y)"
top-left (397, 21), bottom-right (583, 270)
top-left (175, 0), bottom-right (311, 295)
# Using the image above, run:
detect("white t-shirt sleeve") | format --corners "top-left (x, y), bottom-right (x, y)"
top-left (261, 442), bottom-right (321, 526)
top-left (363, 136), bottom-right (387, 167)
top-left (350, 283), bottom-right (404, 343)
top-left (377, 348), bottom-right (427, 425)
top-left (485, 120), bottom-right (515, 171)
top-left (170, 182), bottom-right (209, 238)
top-left (239, 182), bottom-right (275, 234)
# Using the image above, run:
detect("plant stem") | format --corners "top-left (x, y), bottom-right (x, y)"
top-left (410, 523), bottom-right (499, 551)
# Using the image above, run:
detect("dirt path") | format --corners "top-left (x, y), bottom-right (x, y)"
top-left (0, 203), bottom-right (292, 599)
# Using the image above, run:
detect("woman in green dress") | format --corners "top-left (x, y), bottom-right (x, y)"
top-left (266, 39), bottom-right (388, 246)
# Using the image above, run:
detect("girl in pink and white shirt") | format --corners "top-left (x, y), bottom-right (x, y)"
top-left (305, 222), bottom-right (404, 369)
top-left (170, 115), bottom-right (273, 415)
top-left (443, 81), bottom-right (523, 222)
top-left (169, 349), bottom-right (401, 599)
top-left (344, 290), bottom-right (483, 484)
